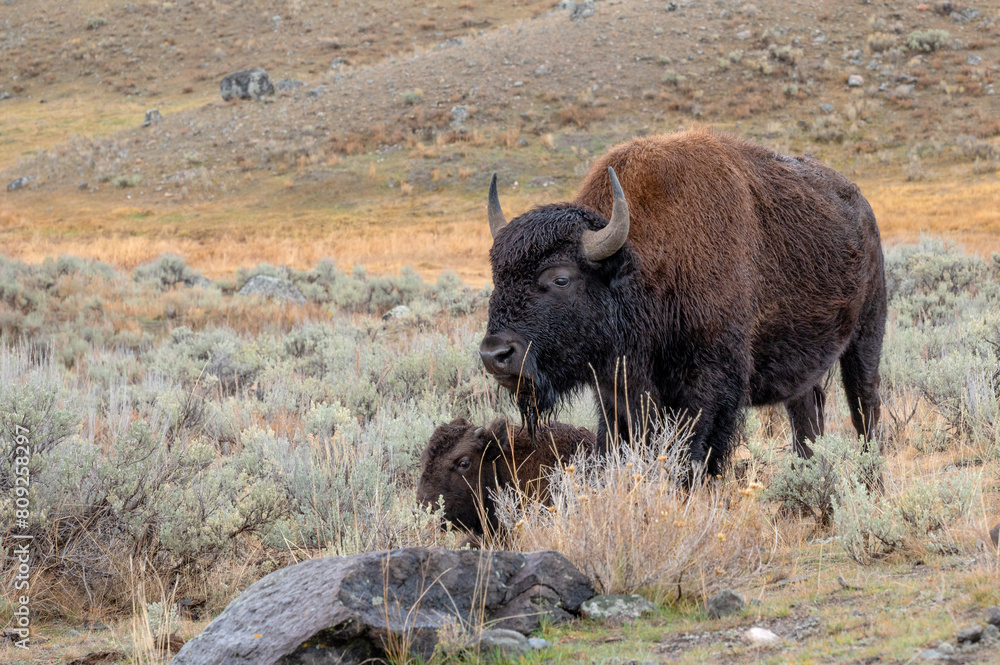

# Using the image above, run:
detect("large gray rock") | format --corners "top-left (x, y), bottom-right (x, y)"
top-left (238, 275), bottom-right (306, 304)
top-left (7, 176), bottom-right (35, 192)
top-left (172, 548), bottom-right (593, 665)
top-left (580, 594), bottom-right (655, 621)
top-left (220, 68), bottom-right (275, 101)
top-left (990, 522), bottom-right (999, 548)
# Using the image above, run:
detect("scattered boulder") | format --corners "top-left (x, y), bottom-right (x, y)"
top-left (706, 589), bottom-right (745, 619)
top-left (984, 624), bottom-right (1000, 644)
top-left (893, 83), bottom-right (915, 98)
top-left (450, 105), bottom-right (468, 127)
top-left (469, 628), bottom-right (531, 657)
top-left (987, 606), bottom-right (1000, 628)
top-left (989, 522), bottom-right (999, 548)
top-left (274, 78), bottom-right (305, 93)
top-left (528, 637), bottom-right (551, 649)
top-left (967, 54), bottom-right (983, 66)
top-left (956, 625), bottom-right (983, 644)
top-left (143, 109), bottom-right (162, 127)
top-left (171, 548), bottom-right (594, 665)
top-left (382, 304), bottom-right (412, 321)
top-left (556, 0), bottom-right (596, 20)
top-left (847, 74), bottom-right (865, 87)
top-left (580, 594), bottom-right (655, 622)
top-left (189, 275), bottom-right (212, 289)
top-left (238, 275), bottom-right (306, 304)
top-left (7, 176), bottom-right (35, 192)
top-left (220, 68), bottom-right (275, 101)
top-left (745, 627), bottom-right (780, 647)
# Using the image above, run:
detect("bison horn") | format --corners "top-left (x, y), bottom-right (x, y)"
top-left (582, 166), bottom-right (630, 261)
top-left (487, 173), bottom-right (508, 239)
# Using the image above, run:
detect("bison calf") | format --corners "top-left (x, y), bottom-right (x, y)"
top-left (416, 417), bottom-right (595, 537)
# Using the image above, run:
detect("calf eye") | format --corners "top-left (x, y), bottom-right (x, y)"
top-left (458, 457), bottom-right (471, 470)
top-left (553, 276), bottom-right (570, 288)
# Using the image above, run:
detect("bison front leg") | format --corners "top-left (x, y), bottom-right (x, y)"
top-left (592, 363), bottom-right (661, 455)
top-left (667, 350), bottom-right (751, 482)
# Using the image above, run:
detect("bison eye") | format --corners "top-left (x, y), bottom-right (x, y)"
top-left (457, 457), bottom-right (471, 470)
top-left (553, 276), bottom-right (571, 288)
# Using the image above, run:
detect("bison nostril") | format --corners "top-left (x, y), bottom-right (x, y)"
top-left (479, 334), bottom-right (525, 374)
top-left (494, 346), bottom-right (515, 365)
top-left (480, 345), bottom-right (514, 371)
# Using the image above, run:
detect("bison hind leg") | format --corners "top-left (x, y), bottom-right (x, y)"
top-left (839, 290), bottom-right (886, 451)
top-left (784, 383), bottom-right (826, 459)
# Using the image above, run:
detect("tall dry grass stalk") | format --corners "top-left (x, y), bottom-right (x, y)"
top-left (494, 422), bottom-right (776, 604)
top-left (126, 558), bottom-right (179, 665)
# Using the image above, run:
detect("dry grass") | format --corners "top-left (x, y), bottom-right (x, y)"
top-left (495, 422), bottom-right (776, 605)
top-left (4, 173), bottom-right (999, 289)
top-left (868, 179), bottom-right (1000, 254)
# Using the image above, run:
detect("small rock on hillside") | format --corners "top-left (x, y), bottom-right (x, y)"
top-left (580, 594), bottom-right (655, 621)
top-left (706, 589), bottom-right (746, 619)
top-left (220, 68), bottom-right (275, 101)
top-left (7, 176), bottom-right (35, 192)
top-left (143, 109), bottom-right (163, 126)
top-left (238, 275), bottom-right (305, 304)
top-left (745, 627), bottom-right (780, 646)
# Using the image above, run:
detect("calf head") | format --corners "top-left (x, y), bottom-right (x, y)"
top-left (416, 417), bottom-right (511, 535)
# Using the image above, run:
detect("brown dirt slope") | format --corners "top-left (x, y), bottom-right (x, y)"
top-left (1, 0), bottom-right (998, 277)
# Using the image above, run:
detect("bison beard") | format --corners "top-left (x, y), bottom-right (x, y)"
top-left (479, 129), bottom-right (887, 479)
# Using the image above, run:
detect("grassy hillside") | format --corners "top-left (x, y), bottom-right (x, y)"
top-left (1, 0), bottom-right (998, 279)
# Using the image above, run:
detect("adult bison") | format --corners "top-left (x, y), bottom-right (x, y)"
top-left (479, 129), bottom-right (886, 477)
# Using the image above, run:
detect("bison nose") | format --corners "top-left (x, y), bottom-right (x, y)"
top-left (479, 333), bottom-right (525, 376)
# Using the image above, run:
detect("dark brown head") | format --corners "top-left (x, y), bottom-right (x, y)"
top-left (479, 168), bottom-right (638, 425)
top-left (415, 417), bottom-right (511, 536)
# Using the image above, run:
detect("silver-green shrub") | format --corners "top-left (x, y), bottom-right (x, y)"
top-left (134, 254), bottom-right (207, 290)
top-left (832, 475), bottom-right (903, 565)
top-left (905, 29), bottom-right (950, 53)
top-left (762, 433), bottom-right (883, 527)
top-left (881, 239), bottom-right (1000, 457)
top-left (145, 601), bottom-right (180, 637)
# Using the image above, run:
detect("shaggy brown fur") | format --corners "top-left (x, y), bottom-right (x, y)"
top-left (416, 417), bottom-right (596, 536)
top-left (481, 129), bottom-right (886, 475)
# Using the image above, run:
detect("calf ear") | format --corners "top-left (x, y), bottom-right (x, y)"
top-left (494, 425), bottom-right (514, 457)
top-left (475, 425), bottom-right (509, 461)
